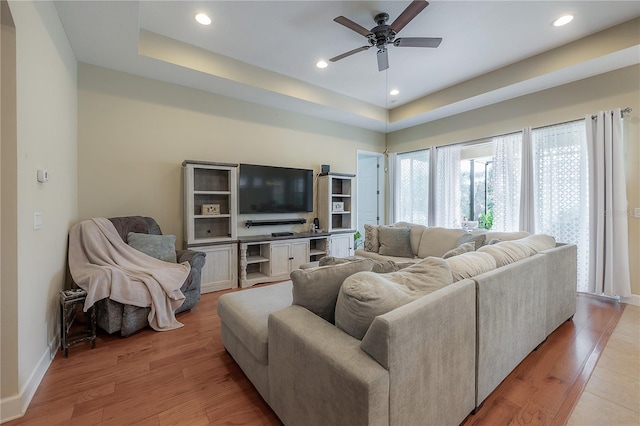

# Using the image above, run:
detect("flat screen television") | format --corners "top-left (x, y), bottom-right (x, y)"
top-left (239, 164), bottom-right (313, 214)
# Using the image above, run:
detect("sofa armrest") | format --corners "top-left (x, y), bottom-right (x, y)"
top-left (268, 306), bottom-right (389, 426)
top-left (176, 249), bottom-right (205, 268)
top-left (361, 279), bottom-right (476, 426)
top-left (539, 243), bottom-right (577, 335)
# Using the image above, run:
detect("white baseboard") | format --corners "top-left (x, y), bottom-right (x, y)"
top-left (621, 293), bottom-right (640, 306)
top-left (0, 334), bottom-right (58, 424)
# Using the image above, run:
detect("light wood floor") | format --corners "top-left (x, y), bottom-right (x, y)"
top-left (5, 290), bottom-right (628, 426)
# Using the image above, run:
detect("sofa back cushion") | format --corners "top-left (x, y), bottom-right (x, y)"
top-left (446, 252), bottom-right (497, 282)
top-left (417, 227), bottom-right (467, 258)
top-left (291, 259), bottom-right (374, 323)
top-left (477, 240), bottom-right (535, 268)
top-left (515, 234), bottom-right (556, 252)
top-left (378, 226), bottom-right (414, 258)
top-left (478, 230), bottom-right (530, 242)
top-left (335, 257), bottom-right (453, 340)
top-left (319, 255), bottom-right (411, 273)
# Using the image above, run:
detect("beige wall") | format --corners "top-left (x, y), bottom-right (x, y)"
top-left (77, 64), bottom-right (386, 243)
top-left (1, 0), bottom-right (18, 405)
top-left (0, 0), bottom-right (77, 421)
top-left (387, 64), bottom-right (640, 296)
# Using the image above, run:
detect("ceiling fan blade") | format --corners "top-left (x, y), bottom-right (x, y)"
top-left (394, 37), bottom-right (442, 48)
top-left (377, 49), bottom-right (389, 71)
top-left (389, 0), bottom-right (429, 34)
top-left (334, 16), bottom-right (373, 37)
top-left (329, 46), bottom-right (371, 62)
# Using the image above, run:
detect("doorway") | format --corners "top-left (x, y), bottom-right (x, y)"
top-left (357, 151), bottom-right (385, 245)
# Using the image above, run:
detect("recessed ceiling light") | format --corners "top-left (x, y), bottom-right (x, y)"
top-left (316, 60), bottom-right (328, 69)
top-left (553, 14), bottom-right (574, 27)
top-left (195, 13), bottom-right (212, 26)
top-left (389, 89), bottom-right (399, 96)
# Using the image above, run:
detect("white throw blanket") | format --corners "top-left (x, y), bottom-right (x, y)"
top-left (68, 217), bottom-right (191, 332)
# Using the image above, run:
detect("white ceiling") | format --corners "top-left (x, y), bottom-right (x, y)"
top-left (54, 1), bottom-right (640, 132)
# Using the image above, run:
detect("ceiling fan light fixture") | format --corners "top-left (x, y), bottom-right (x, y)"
top-left (553, 14), bottom-right (574, 27)
top-left (195, 13), bottom-right (212, 26)
top-left (316, 60), bottom-right (328, 69)
top-left (389, 89), bottom-right (400, 96)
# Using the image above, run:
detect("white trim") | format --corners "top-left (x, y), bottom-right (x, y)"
top-left (0, 335), bottom-right (58, 423)
top-left (621, 293), bottom-right (640, 307)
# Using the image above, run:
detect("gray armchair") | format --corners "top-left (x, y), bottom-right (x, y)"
top-left (94, 216), bottom-right (206, 336)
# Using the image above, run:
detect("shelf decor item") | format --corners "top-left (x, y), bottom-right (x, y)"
top-left (332, 201), bottom-right (344, 212)
top-left (201, 203), bottom-right (221, 215)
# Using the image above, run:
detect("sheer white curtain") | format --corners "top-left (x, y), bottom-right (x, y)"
top-left (531, 121), bottom-right (590, 292)
top-left (387, 152), bottom-right (397, 224)
top-left (492, 132), bottom-right (522, 232)
top-left (586, 109), bottom-right (631, 297)
top-left (394, 150), bottom-right (430, 225)
top-left (434, 144), bottom-right (461, 228)
top-left (519, 128), bottom-right (535, 233)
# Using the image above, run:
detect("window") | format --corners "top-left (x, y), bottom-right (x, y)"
top-left (395, 150), bottom-right (430, 225)
top-left (460, 157), bottom-right (493, 223)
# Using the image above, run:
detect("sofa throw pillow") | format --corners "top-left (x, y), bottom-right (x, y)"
top-left (127, 232), bottom-right (177, 263)
top-left (378, 226), bottom-right (414, 258)
top-left (446, 252), bottom-right (497, 282)
top-left (443, 242), bottom-right (476, 259)
top-left (456, 233), bottom-right (486, 250)
top-left (393, 222), bottom-right (427, 256)
top-left (335, 257), bottom-right (453, 340)
top-left (291, 259), bottom-right (374, 323)
top-left (363, 224), bottom-right (380, 252)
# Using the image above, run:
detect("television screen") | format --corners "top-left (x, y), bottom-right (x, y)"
top-left (239, 164), bottom-right (313, 214)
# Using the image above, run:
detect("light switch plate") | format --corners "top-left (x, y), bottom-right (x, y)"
top-left (34, 212), bottom-right (42, 230)
top-left (635, 208), bottom-right (640, 219)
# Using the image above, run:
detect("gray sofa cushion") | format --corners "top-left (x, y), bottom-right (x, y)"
top-left (319, 255), bottom-right (411, 273)
top-left (446, 251), bottom-right (497, 282)
top-left (291, 259), bottom-right (374, 323)
top-left (477, 240), bottom-right (535, 267)
top-left (127, 232), bottom-right (177, 263)
top-left (335, 257), bottom-right (453, 339)
top-left (378, 226), bottom-right (414, 258)
top-left (514, 234), bottom-right (556, 252)
top-left (217, 281), bottom-right (293, 364)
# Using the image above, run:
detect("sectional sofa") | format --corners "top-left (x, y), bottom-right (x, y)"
top-left (217, 224), bottom-right (577, 425)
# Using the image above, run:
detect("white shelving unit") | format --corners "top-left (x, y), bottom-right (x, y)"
top-left (238, 234), bottom-right (330, 288)
top-left (183, 160), bottom-right (238, 292)
top-left (318, 172), bottom-right (356, 233)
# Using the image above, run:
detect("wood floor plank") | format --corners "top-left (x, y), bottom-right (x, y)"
top-left (6, 292), bottom-right (622, 426)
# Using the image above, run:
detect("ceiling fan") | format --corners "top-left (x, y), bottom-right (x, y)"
top-left (329, 0), bottom-right (442, 71)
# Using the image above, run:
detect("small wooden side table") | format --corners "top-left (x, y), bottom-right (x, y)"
top-left (60, 288), bottom-right (96, 357)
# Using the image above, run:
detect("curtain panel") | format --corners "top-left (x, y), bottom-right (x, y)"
top-left (586, 109), bottom-right (631, 297)
top-left (492, 132), bottom-right (522, 232)
top-left (434, 144), bottom-right (461, 228)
